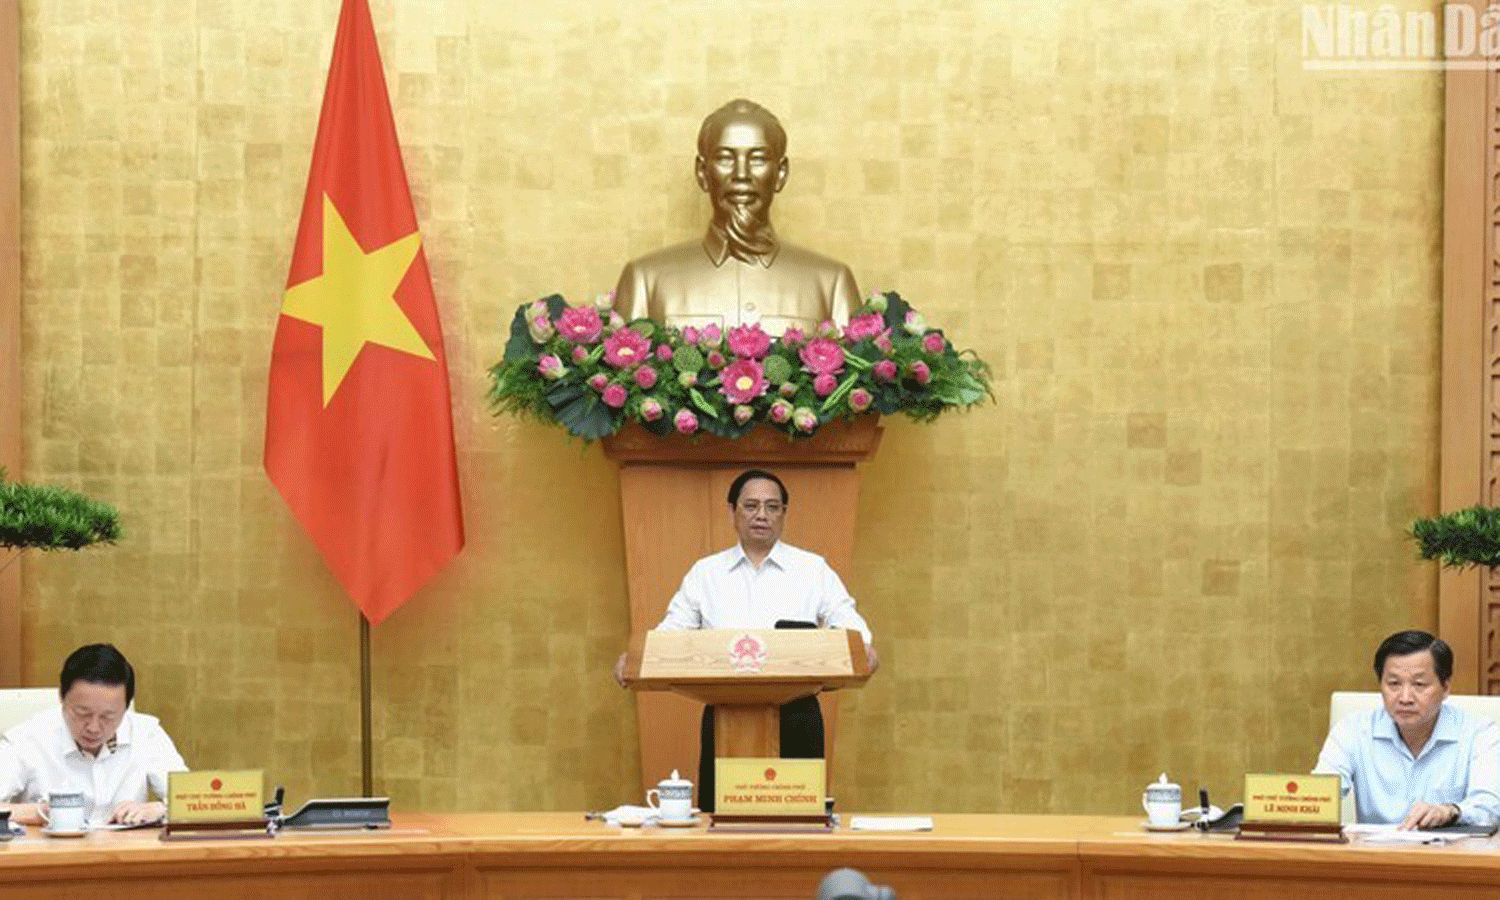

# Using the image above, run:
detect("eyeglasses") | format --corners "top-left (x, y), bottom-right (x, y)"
top-left (737, 501), bottom-right (785, 516)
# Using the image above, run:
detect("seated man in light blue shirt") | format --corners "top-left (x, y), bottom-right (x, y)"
top-left (1314, 630), bottom-right (1500, 829)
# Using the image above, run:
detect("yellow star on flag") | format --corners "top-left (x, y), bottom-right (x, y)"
top-left (281, 194), bottom-right (434, 405)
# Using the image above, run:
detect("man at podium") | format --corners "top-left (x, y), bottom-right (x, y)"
top-left (621, 468), bottom-right (877, 810)
top-left (1314, 630), bottom-right (1500, 828)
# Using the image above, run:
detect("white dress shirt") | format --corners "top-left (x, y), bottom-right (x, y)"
top-left (0, 706), bottom-right (186, 825)
top-left (1314, 703), bottom-right (1500, 826)
top-left (656, 541), bottom-right (873, 643)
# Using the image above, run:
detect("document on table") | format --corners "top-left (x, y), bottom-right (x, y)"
top-left (1344, 823), bottom-right (1467, 844)
top-left (97, 820), bottom-right (164, 831)
top-left (850, 816), bottom-right (934, 832)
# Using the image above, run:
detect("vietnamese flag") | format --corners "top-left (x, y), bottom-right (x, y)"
top-left (265, 0), bottom-right (464, 624)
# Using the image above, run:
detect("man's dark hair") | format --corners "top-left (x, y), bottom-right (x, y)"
top-left (59, 643), bottom-right (135, 706)
top-left (727, 469), bottom-right (789, 507)
top-left (1374, 630), bottom-right (1453, 685)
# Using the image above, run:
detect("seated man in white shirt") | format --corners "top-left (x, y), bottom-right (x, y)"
top-left (0, 643), bottom-right (186, 827)
top-left (1314, 629), bottom-right (1500, 829)
top-left (616, 468), bottom-right (878, 811)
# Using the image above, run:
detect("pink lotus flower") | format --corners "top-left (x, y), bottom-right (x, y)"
top-left (682, 325), bottom-right (701, 344)
top-left (557, 306), bottom-right (603, 343)
top-left (733, 405), bottom-right (754, 424)
top-left (908, 360), bottom-right (931, 384)
top-left (922, 332), bottom-right (946, 354)
top-left (874, 330), bottom-right (894, 355)
top-left (866, 292), bottom-right (888, 313)
top-left (707, 350), bottom-right (726, 369)
top-left (768, 399), bottom-right (793, 423)
top-left (799, 338), bottom-right (845, 376)
top-left (780, 327), bottom-right (807, 348)
top-left (634, 366), bottom-right (658, 389)
top-left (537, 354), bottom-right (566, 380)
top-left (720, 359), bottom-right (769, 404)
top-left (602, 383), bottom-right (627, 408)
top-left (848, 388), bottom-right (873, 412)
top-left (813, 373), bottom-right (837, 397)
top-left (780, 381), bottom-right (798, 397)
top-left (587, 373), bottom-right (608, 391)
top-left (571, 345), bottom-right (589, 364)
top-left (608, 311), bottom-right (626, 332)
top-left (639, 397), bottom-right (664, 421)
top-left (678, 371), bottom-right (698, 388)
top-left (593, 290), bottom-right (615, 311)
top-left (698, 324), bottom-right (722, 347)
top-left (792, 407), bottom-right (818, 433)
top-left (726, 324), bottom-right (773, 360)
top-left (815, 319), bottom-right (840, 339)
top-left (674, 409), bottom-right (699, 434)
top-left (527, 313), bottom-right (555, 343)
top-left (603, 328), bottom-right (651, 368)
top-left (903, 309), bottom-right (926, 335)
top-left (873, 359), bottom-right (898, 382)
top-left (655, 344), bottom-right (673, 361)
top-left (844, 313), bottom-right (885, 343)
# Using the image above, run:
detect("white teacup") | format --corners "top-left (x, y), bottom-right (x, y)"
top-left (647, 770), bottom-right (694, 821)
top-left (1142, 773), bottom-right (1182, 827)
top-left (42, 791), bottom-right (88, 832)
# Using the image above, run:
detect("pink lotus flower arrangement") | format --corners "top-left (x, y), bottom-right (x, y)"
top-left (488, 291), bottom-right (990, 441)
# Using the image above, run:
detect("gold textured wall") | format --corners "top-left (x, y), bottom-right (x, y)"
top-left (16, 0), bottom-right (1441, 814)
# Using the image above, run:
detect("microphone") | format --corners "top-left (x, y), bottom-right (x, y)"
top-left (816, 868), bottom-right (895, 900)
top-left (264, 785), bottom-right (285, 820)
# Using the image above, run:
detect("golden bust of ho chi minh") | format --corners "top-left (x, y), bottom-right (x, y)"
top-left (612, 99), bottom-right (860, 334)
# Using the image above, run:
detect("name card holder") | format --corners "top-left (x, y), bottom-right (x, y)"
top-left (1236, 820), bottom-right (1346, 843)
top-left (711, 758), bottom-right (832, 830)
top-left (1236, 773), bottom-right (1346, 844)
top-left (161, 770), bottom-right (270, 841)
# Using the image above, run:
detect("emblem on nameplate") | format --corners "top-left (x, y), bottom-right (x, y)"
top-left (728, 633), bottom-right (768, 672)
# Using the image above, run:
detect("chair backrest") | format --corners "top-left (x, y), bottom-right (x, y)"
top-left (1327, 691), bottom-right (1500, 822)
top-left (0, 688), bottom-right (57, 735)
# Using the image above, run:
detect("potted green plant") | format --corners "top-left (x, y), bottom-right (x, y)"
top-left (0, 468), bottom-right (121, 573)
top-left (1410, 505), bottom-right (1500, 569)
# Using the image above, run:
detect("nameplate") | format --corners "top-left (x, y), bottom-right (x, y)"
top-left (1243, 773), bottom-right (1341, 824)
top-left (167, 770), bottom-right (263, 824)
top-left (715, 757), bottom-right (825, 816)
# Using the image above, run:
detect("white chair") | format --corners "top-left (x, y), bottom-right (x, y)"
top-left (1327, 691), bottom-right (1500, 822)
top-left (0, 688), bottom-right (57, 735)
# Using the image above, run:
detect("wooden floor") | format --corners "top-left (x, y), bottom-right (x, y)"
top-left (6, 813), bottom-right (1500, 899)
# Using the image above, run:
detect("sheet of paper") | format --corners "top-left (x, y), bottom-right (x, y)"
top-left (850, 816), bottom-right (934, 832)
top-left (1345, 823), bottom-right (1464, 844)
top-left (96, 819), bottom-right (164, 831)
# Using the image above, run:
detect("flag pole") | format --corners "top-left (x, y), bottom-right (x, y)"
top-left (360, 611), bottom-right (373, 796)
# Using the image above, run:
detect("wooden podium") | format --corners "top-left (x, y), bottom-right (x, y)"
top-left (622, 628), bottom-right (874, 756)
top-left (622, 628), bottom-right (873, 822)
top-left (602, 416), bottom-right (883, 799)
